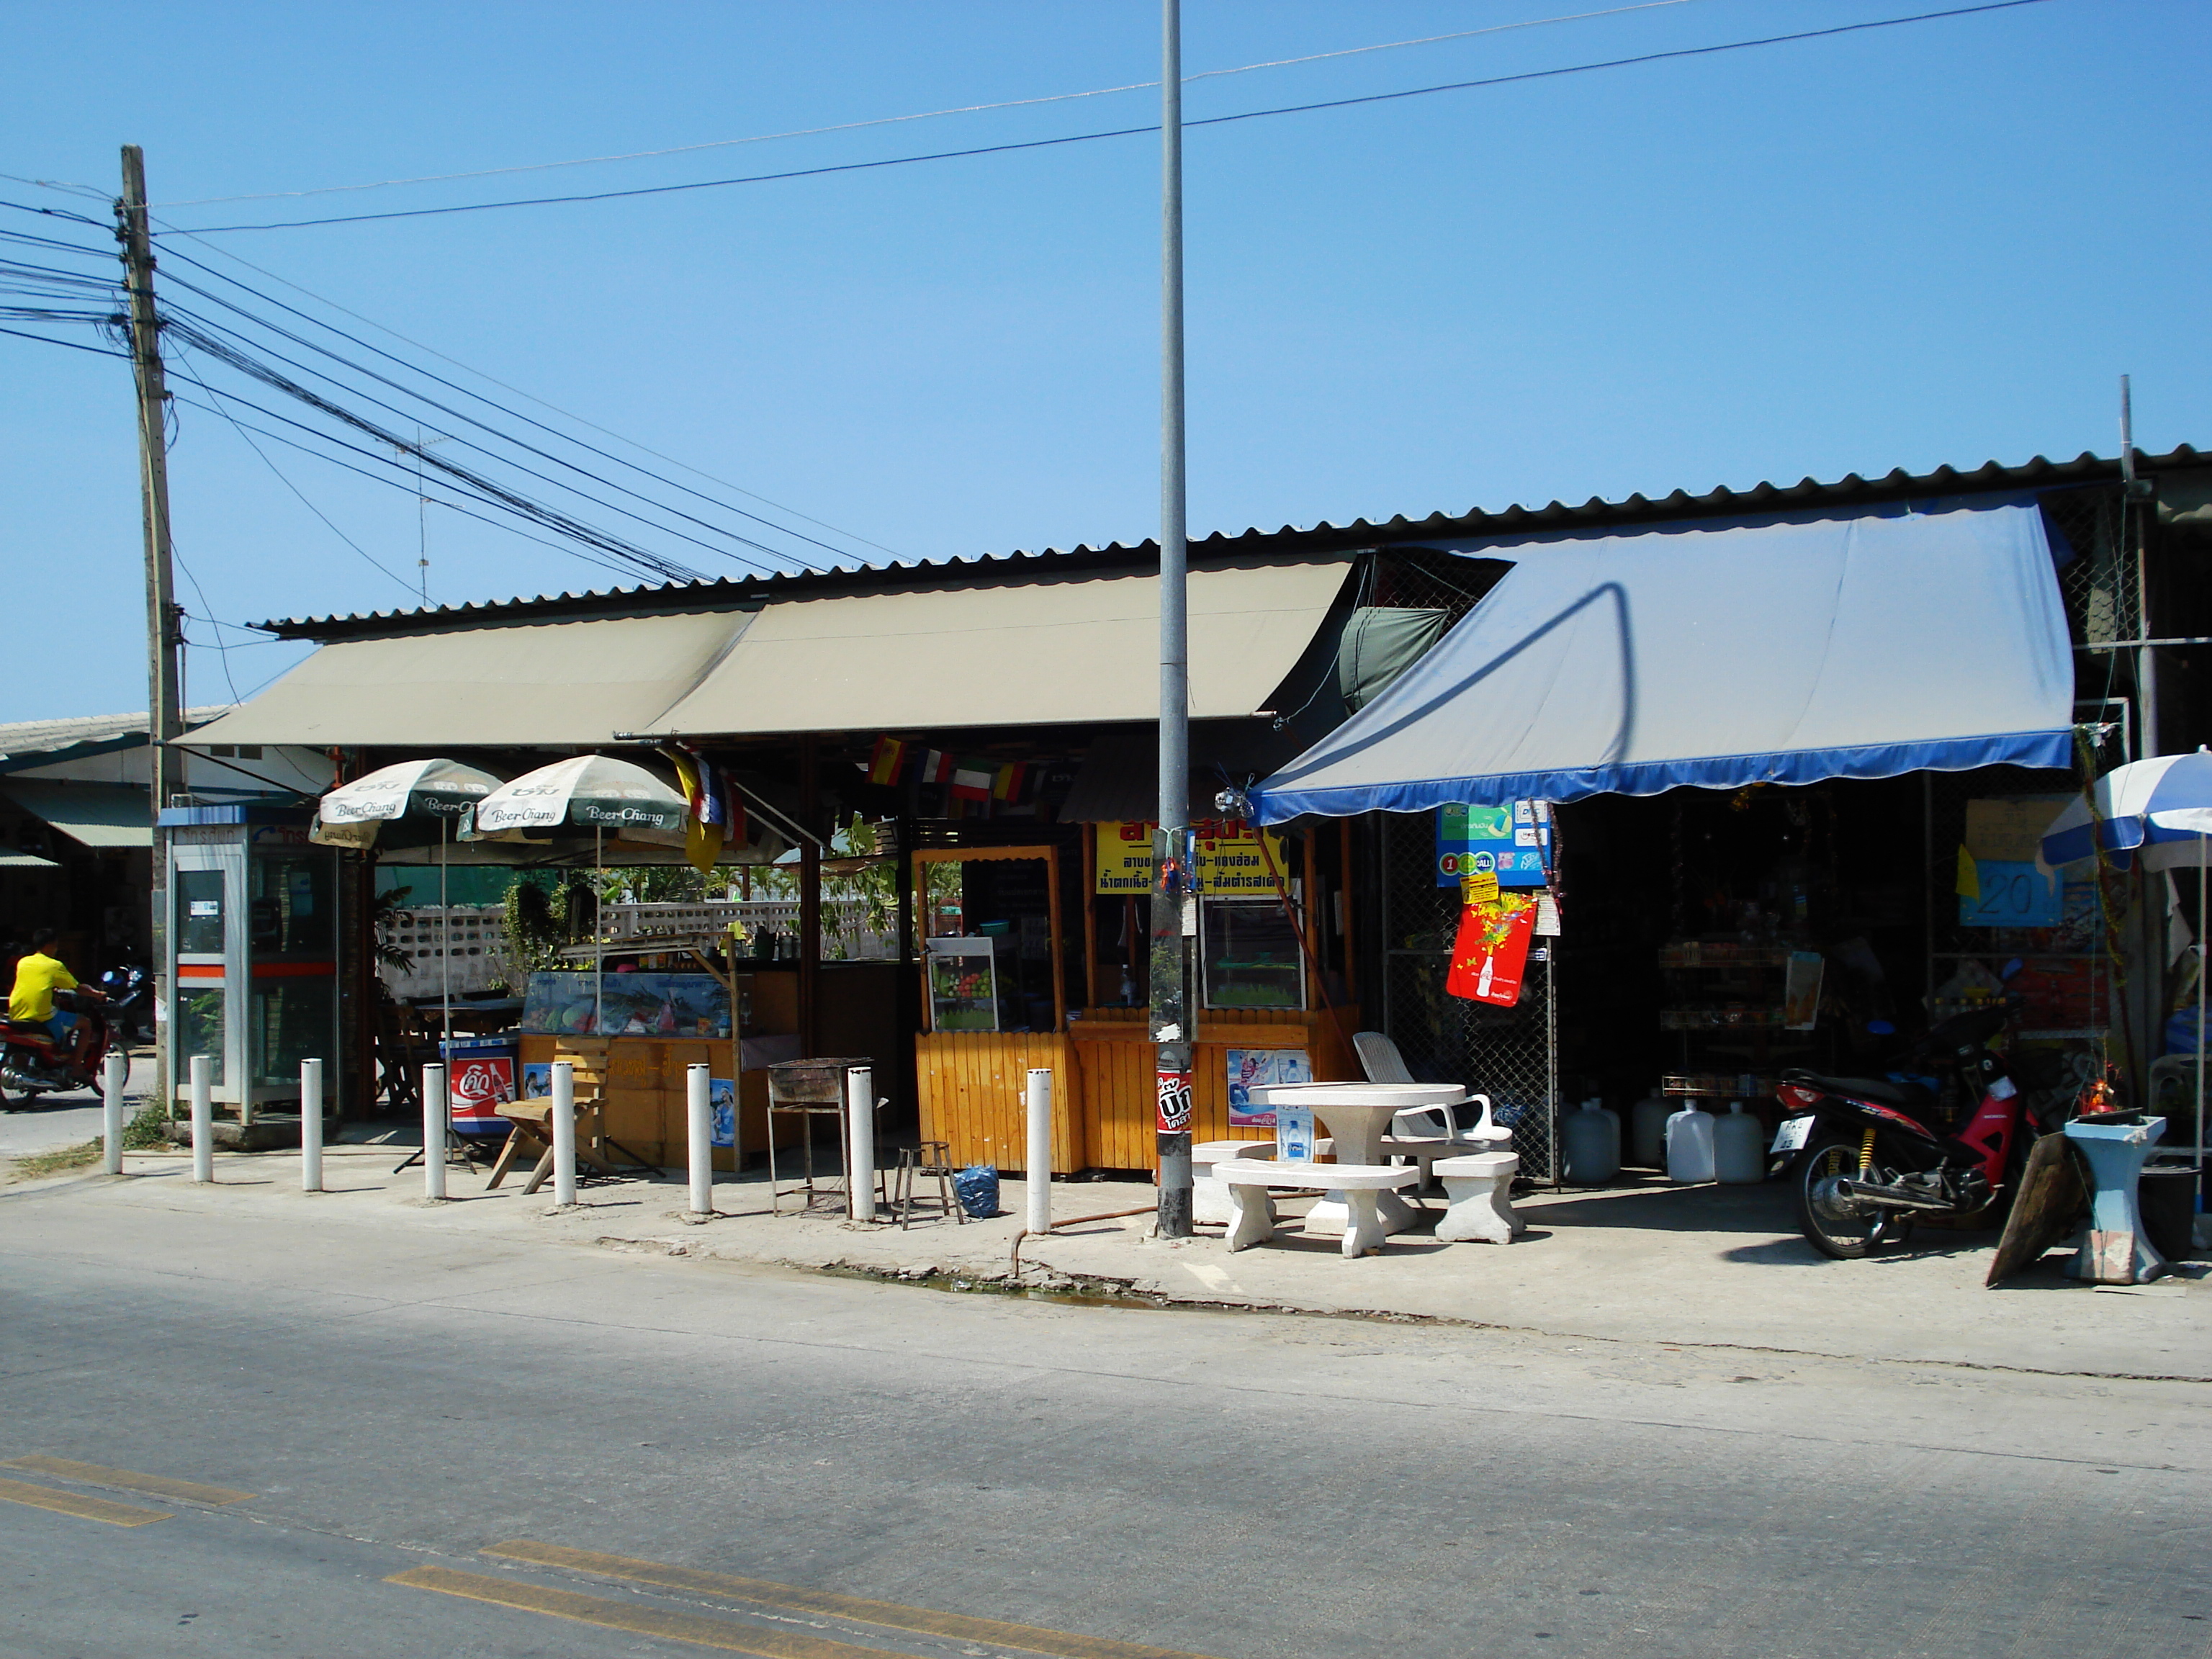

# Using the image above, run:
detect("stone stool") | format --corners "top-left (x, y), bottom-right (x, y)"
top-left (1434, 1151), bottom-right (1522, 1244)
top-left (1213, 1159), bottom-right (1420, 1258)
top-left (1192, 1138), bottom-right (1277, 1226)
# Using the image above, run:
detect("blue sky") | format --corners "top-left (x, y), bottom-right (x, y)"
top-left (2, 0), bottom-right (2206, 722)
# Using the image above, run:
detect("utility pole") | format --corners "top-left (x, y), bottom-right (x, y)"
top-left (1151, 0), bottom-right (1194, 1238)
top-left (2121, 374), bottom-right (2158, 757)
top-left (117, 144), bottom-right (184, 1112)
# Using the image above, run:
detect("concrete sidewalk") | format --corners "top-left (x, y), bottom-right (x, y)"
top-left (9, 1133), bottom-right (2207, 1380)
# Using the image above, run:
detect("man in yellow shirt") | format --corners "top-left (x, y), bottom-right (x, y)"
top-left (9, 928), bottom-right (81, 1055)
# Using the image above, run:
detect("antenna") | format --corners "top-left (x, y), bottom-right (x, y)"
top-left (2120, 374), bottom-right (2136, 487)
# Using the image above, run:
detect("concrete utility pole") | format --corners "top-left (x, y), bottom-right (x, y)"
top-left (117, 145), bottom-right (184, 1111)
top-left (1151, 0), bottom-right (1194, 1238)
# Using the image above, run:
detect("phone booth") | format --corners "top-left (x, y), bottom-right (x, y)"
top-left (160, 804), bottom-right (338, 1117)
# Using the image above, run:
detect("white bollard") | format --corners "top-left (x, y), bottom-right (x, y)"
top-left (101, 1050), bottom-right (127, 1177)
top-left (847, 1065), bottom-right (876, 1223)
top-left (1025, 1066), bottom-right (1053, 1235)
top-left (421, 1063), bottom-right (448, 1201)
top-left (551, 1061), bottom-right (577, 1208)
top-left (685, 1062), bottom-right (714, 1217)
top-left (189, 1054), bottom-right (213, 1184)
top-left (300, 1057), bottom-right (324, 1193)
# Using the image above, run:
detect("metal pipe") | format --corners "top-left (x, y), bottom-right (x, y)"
top-left (189, 1053), bottom-right (212, 1184)
top-left (847, 1064), bottom-right (876, 1223)
top-left (1010, 1205), bottom-right (1156, 1277)
top-left (686, 1061), bottom-right (714, 1217)
top-left (1025, 1067), bottom-right (1053, 1234)
top-left (300, 1056), bottom-right (323, 1192)
top-left (552, 1061), bottom-right (577, 1207)
top-left (101, 1050), bottom-right (126, 1177)
top-left (422, 1062), bottom-right (448, 1201)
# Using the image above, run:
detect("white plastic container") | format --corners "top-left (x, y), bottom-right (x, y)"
top-left (1665, 1101), bottom-right (1717, 1184)
top-left (1712, 1101), bottom-right (1766, 1184)
top-left (1560, 1097), bottom-right (1622, 1185)
top-left (1629, 1096), bottom-right (1674, 1169)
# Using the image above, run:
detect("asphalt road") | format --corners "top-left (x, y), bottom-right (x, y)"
top-left (0, 1178), bottom-right (2205, 1659)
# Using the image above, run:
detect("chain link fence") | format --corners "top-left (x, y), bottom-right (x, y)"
top-left (1376, 809), bottom-right (1558, 1182)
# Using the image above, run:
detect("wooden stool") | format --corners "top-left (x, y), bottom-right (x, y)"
top-left (889, 1140), bottom-right (961, 1229)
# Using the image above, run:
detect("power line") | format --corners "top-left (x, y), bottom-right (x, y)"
top-left (164, 1), bottom-right (2056, 235)
top-left (150, 235), bottom-right (899, 563)
top-left (147, 0), bottom-right (1715, 209)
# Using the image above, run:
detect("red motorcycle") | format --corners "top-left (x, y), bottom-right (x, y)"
top-left (1, 984), bottom-right (117, 1105)
top-left (1773, 997), bottom-right (2062, 1259)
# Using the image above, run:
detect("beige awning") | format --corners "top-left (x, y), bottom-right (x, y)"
top-left (178, 611), bottom-right (748, 750)
top-left (631, 556), bottom-right (1354, 737)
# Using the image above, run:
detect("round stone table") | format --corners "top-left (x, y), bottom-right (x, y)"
top-left (1248, 1082), bottom-right (1466, 1237)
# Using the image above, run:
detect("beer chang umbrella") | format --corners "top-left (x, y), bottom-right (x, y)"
top-left (313, 758), bottom-right (503, 1044)
top-left (2041, 747), bottom-right (2212, 1197)
top-left (468, 754), bottom-right (690, 1033)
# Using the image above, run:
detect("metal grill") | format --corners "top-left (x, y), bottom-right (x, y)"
top-left (1376, 809), bottom-right (1558, 1182)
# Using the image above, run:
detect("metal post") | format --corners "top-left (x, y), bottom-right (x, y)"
top-left (1025, 1066), bottom-right (1053, 1235)
top-left (421, 1062), bottom-right (447, 1200)
top-left (847, 1064), bottom-right (876, 1223)
top-left (101, 1050), bottom-right (127, 1176)
top-left (117, 146), bottom-right (184, 1115)
top-left (189, 1053), bottom-right (212, 1184)
top-left (551, 1061), bottom-right (577, 1208)
top-left (2123, 376), bottom-right (2159, 757)
top-left (1152, 0), bottom-right (1194, 1238)
top-left (300, 1056), bottom-right (324, 1193)
top-left (686, 1062), bottom-right (714, 1217)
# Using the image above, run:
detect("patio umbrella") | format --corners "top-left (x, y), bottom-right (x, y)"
top-left (313, 758), bottom-right (503, 1045)
top-left (470, 755), bottom-right (691, 1033)
top-left (2041, 748), bottom-right (2212, 1197)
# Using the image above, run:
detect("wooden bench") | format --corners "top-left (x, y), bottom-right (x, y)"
top-left (487, 1100), bottom-right (621, 1195)
top-left (1212, 1159), bottom-right (1419, 1258)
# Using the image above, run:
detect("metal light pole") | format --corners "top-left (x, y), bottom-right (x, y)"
top-left (1152, 0), bottom-right (1194, 1238)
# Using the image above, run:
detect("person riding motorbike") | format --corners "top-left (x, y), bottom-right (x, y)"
top-left (9, 927), bottom-right (84, 1066)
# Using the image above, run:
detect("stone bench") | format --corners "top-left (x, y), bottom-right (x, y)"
top-left (1191, 1138), bottom-right (1279, 1226)
top-left (1434, 1151), bottom-right (1522, 1244)
top-left (1213, 1158), bottom-right (1419, 1258)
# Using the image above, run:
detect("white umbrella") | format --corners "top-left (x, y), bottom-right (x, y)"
top-left (315, 758), bottom-right (503, 1046)
top-left (472, 755), bottom-right (690, 1033)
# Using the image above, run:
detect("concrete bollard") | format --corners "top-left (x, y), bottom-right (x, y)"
top-left (1025, 1066), bottom-right (1052, 1235)
top-left (101, 1050), bottom-right (126, 1177)
top-left (189, 1054), bottom-right (213, 1184)
top-left (551, 1061), bottom-right (577, 1208)
top-left (300, 1057), bottom-right (324, 1193)
top-left (847, 1065), bottom-right (876, 1223)
top-left (686, 1063), bottom-right (713, 1217)
top-left (421, 1063), bottom-right (448, 1201)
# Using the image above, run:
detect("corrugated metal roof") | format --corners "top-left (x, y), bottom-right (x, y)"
top-left (0, 706), bottom-right (237, 760)
top-left (255, 445), bottom-right (2203, 644)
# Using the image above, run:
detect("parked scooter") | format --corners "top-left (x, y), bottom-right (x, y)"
top-left (95, 963), bottom-right (156, 1046)
top-left (0, 984), bottom-right (118, 1106)
top-left (1773, 996), bottom-right (2066, 1259)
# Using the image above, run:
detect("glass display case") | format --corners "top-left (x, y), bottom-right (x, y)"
top-left (1200, 898), bottom-right (1305, 1011)
top-left (926, 936), bottom-right (1004, 1032)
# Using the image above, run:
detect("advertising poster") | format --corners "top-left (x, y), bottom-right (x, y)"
top-left (521, 971), bottom-right (732, 1038)
top-left (1447, 894), bottom-right (1538, 1006)
top-left (709, 1077), bottom-right (738, 1148)
top-left (1436, 801), bottom-right (1552, 888)
top-left (1226, 1048), bottom-right (1312, 1128)
top-left (521, 1061), bottom-right (552, 1100)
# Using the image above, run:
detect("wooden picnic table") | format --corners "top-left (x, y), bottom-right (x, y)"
top-left (486, 1099), bottom-right (621, 1195)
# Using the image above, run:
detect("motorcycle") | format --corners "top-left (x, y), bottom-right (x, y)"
top-left (0, 984), bottom-right (118, 1107)
top-left (1773, 996), bottom-right (2066, 1259)
top-left (95, 964), bottom-right (156, 1046)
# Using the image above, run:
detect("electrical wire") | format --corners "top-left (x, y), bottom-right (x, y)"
top-left (147, 0), bottom-right (1717, 209)
top-left (150, 232), bottom-right (900, 561)
top-left (164, 1), bottom-right (2056, 234)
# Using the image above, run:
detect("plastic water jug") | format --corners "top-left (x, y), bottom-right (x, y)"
top-left (1665, 1102), bottom-right (1717, 1184)
top-left (1629, 1096), bottom-right (1673, 1169)
top-left (1712, 1101), bottom-right (1766, 1184)
top-left (1561, 1097), bottom-right (1622, 1185)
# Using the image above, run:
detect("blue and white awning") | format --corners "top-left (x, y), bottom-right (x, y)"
top-left (1252, 503), bottom-right (2075, 823)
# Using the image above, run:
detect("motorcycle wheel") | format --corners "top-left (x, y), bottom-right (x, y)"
top-left (1795, 1128), bottom-right (1891, 1260)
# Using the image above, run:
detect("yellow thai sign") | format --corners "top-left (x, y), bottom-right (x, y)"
top-left (1094, 820), bottom-right (1292, 896)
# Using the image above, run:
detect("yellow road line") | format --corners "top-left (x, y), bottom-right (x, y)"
top-left (0, 1475), bottom-right (170, 1527)
top-left (4, 1455), bottom-right (253, 1507)
top-left (484, 1539), bottom-right (1223, 1659)
top-left (386, 1565), bottom-right (891, 1658)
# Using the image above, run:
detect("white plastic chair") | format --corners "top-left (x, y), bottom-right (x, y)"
top-left (1354, 1030), bottom-right (1415, 1084)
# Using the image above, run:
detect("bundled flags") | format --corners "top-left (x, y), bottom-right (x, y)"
top-left (864, 738), bottom-right (1035, 817)
top-left (662, 746), bottom-right (748, 875)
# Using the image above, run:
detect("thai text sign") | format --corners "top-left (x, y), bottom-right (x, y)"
top-left (1094, 821), bottom-right (1292, 896)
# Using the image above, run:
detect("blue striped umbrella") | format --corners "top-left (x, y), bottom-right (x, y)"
top-left (2038, 750), bottom-right (2212, 871)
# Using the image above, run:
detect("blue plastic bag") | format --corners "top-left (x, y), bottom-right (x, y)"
top-left (953, 1164), bottom-right (1000, 1220)
top-left (2166, 1008), bottom-right (2205, 1056)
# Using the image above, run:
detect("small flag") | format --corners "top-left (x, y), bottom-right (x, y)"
top-left (992, 761), bottom-right (1027, 802)
top-left (919, 750), bottom-right (950, 784)
top-left (949, 764), bottom-right (993, 804)
top-left (869, 735), bottom-right (907, 786)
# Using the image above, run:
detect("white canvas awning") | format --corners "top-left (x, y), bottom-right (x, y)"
top-left (628, 557), bottom-right (1354, 737)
